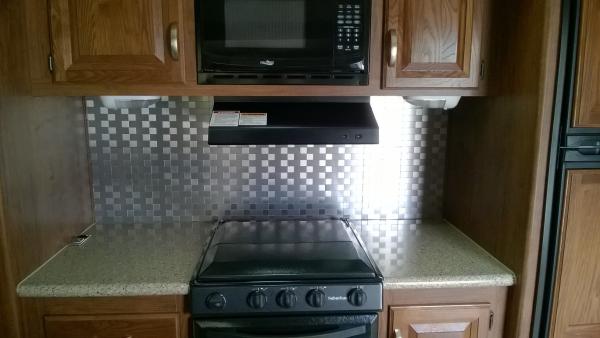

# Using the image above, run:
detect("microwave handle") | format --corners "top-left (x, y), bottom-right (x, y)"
top-left (206, 326), bottom-right (367, 338)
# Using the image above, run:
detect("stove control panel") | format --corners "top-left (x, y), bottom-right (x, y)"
top-left (191, 283), bottom-right (382, 315)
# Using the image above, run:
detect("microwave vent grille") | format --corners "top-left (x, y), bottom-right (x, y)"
top-left (199, 73), bottom-right (366, 85)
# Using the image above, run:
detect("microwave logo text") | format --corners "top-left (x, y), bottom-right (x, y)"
top-left (260, 59), bottom-right (275, 66)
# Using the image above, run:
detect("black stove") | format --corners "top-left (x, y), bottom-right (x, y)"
top-left (190, 219), bottom-right (382, 338)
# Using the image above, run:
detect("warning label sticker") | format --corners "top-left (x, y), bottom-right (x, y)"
top-left (210, 111), bottom-right (240, 127)
top-left (239, 112), bottom-right (268, 126)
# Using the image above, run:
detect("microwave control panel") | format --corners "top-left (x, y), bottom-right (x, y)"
top-left (336, 2), bottom-right (363, 53)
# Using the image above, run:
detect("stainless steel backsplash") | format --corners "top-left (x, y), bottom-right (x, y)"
top-left (86, 96), bottom-right (447, 224)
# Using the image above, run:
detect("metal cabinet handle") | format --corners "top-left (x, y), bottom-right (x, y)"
top-left (169, 22), bottom-right (179, 61)
top-left (394, 329), bottom-right (402, 338)
top-left (388, 29), bottom-right (398, 67)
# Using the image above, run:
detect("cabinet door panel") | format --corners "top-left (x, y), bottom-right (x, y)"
top-left (50, 0), bottom-right (184, 83)
top-left (44, 314), bottom-right (179, 338)
top-left (384, 0), bottom-right (482, 88)
top-left (573, 0), bottom-right (600, 127)
top-left (550, 170), bottom-right (600, 338)
top-left (390, 304), bottom-right (490, 338)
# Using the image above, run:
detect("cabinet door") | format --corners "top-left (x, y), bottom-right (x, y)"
top-left (49, 0), bottom-right (184, 84)
top-left (390, 304), bottom-right (490, 338)
top-left (550, 170), bottom-right (600, 338)
top-left (573, 0), bottom-right (600, 127)
top-left (383, 0), bottom-right (482, 88)
top-left (45, 314), bottom-right (179, 338)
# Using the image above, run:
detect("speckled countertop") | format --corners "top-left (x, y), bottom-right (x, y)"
top-left (17, 220), bottom-right (514, 298)
top-left (355, 220), bottom-right (515, 289)
top-left (17, 222), bottom-right (215, 297)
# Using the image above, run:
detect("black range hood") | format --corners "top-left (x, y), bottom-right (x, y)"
top-left (208, 100), bottom-right (379, 145)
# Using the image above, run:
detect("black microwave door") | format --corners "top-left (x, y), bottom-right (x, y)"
top-left (198, 0), bottom-right (336, 71)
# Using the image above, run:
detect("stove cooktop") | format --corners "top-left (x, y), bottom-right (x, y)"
top-left (195, 219), bottom-right (380, 282)
top-left (190, 219), bottom-right (383, 316)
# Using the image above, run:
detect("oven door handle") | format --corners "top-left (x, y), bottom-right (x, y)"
top-left (207, 326), bottom-right (367, 338)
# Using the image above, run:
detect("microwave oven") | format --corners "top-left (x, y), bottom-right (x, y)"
top-left (195, 0), bottom-right (371, 85)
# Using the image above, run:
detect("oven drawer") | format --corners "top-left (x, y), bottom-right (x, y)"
top-left (44, 314), bottom-right (180, 338)
top-left (194, 314), bottom-right (378, 338)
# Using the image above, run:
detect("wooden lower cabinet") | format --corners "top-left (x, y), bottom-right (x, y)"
top-left (45, 314), bottom-right (179, 338)
top-left (22, 296), bottom-right (188, 338)
top-left (390, 304), bottom-right (490, 338)
top-left (550, 170), bottom-right (600, 338)
top-left (380, 287), bottom-right (507, 338)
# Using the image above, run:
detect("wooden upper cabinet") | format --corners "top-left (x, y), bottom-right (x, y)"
top-left (550, 170), bottom-right (600, 338)
top-left (49, 0), bottom-right (185, 84)
top-left (383, 0), bottom-right (483, 88)
top-left (573, 0), bottom-right (600, 128)
top-left (390, 304), bottom-right (490, 338)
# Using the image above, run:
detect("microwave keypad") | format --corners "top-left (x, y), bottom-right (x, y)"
top-left (336, 3), bottom-right (361, 53)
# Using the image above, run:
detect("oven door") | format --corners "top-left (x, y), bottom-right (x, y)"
top-left (194, 314), bottom-right (378, 338)
top-left (196, 0), bottom-right (337, 72)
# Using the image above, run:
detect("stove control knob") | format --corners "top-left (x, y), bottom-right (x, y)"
top-left (205, 292), bottom-right (226, 310)
top-left (306, 289), bottom-right (326, 308)
top-left (347, 288), bottom-right (367, 307)
top-left (247, 291), bottom-right (267, 309)
top-left (276, 290), bottom-right (297, 308)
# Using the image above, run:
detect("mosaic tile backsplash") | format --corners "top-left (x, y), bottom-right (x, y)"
top-left (86, 96), bottom-right (447, 224)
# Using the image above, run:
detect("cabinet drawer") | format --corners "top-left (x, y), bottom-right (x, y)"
top-left (44, 314), bottom-right (179, 338)
top-left (390, 304), bottom-right (490, 338)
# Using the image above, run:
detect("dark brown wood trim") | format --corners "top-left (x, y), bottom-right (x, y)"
top-left (516, 1), bottom-right (562, 337)
top-left (442, 1), bottom-right (561, 338)
top-left (42, 296), bottom-right (181, 315)
top-left (0, 96), bottom-right (94, 338)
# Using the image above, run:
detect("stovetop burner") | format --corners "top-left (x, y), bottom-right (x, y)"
top-left (195, 219), bottom-right (380, 282)
top-left (190, 219), bottom-right (383, 317)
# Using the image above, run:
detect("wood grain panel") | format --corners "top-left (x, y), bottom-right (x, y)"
top-left (391, 304), bottom-right (490, 338)
top-left (443, 0), bottom-right (561, 337)
top-left (379, 287), bottom-right (507, 338)
top-left (384, 0), bottom-right (482, 88)
top-left (401, 0), bottom-right (471, 74)
top-left (43, 296), bottom-right (181, 315)
top-left (21, 296), bottom-right (187, 338)
top-left (572, 0), bottom-right (600, 127)
top-left (564, 324), bottom-right (600, 337)
top-left (45, 314), bottom-right (179, 338)
top-left (0, 0), bottom-right (32, 95)
top-left (550, 170), bottom-right (600, 338)
top-left (0, 97), bottom-right (93, 338)
top-left (74, 1), bottom-right (161, 57)
top-left (0, 4), bottom-right (36, 337)
top-left (49, 0), bottom-right (184, 83)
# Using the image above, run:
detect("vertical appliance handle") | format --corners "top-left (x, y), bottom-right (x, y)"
top-left (206, 326), bottom-right (367, 338)
top-left (561, 145), bottom-right (600, 155)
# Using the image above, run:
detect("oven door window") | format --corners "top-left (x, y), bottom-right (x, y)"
top-left (199, 0), bottom-right (335, 71)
